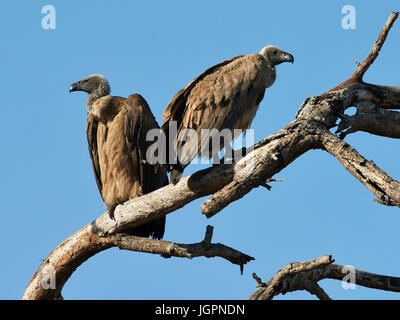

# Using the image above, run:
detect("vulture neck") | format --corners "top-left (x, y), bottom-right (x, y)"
top-left (259, 54), bottom-right (276, 88)
top-left (86, 86), bottom-right (113, 122)
top-left (86, 86), bottom-right (110, 112)
top-left (264, 62), bottom-right (276, 89)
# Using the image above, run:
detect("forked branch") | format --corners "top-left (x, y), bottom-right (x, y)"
top-left (248, 255), bottom-right (400, 300)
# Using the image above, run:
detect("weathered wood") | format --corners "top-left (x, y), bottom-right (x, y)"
top-left (320, 129), bottom-right (400, 207)
top-left (90, 164), bottom-right (235, 236)
top-left (336, 102), bottom-right (400, 139)
top-left (117, 228), bottom-right (254, 270)
top-left (248, 255), bottom-right (400, 300)
top-left (249, 255), bottom-right (334, 300)
top-left (201, 122), bottom-right (320, 218)
top-left (22, 224), bottom-right (254, 300)
top-left (22, 225), bottom-right (115, 300)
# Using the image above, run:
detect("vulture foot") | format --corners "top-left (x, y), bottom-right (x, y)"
top-left (107, 199), bottom-right (124, 221)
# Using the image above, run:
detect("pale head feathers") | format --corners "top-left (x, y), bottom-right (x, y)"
top-left (259, 45), bottom-right (294, 66)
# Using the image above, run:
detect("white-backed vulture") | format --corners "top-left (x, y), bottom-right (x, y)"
top-left (69, 74), bottom-right (167, 239)
top-left (161, 45), bottom-right (294, 184)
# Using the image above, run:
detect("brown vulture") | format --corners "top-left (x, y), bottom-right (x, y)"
top-left (161, 45), bottom-right (294, 184)
top-left (69, 74), bottom-right (167, 239)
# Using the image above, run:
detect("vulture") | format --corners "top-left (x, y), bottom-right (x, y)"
top-left (161, 45), bottom-right (294, 184)
top-left (69, 74), bottom-right (167, 239)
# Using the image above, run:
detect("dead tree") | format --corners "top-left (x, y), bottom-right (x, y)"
top-left (23, 12), bottom-right (400, 300)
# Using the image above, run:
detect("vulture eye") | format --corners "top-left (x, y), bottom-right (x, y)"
top-left (271, 50), bottom-right (277, 55)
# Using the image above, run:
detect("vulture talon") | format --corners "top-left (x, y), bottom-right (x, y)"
top-left (107, 204), bottom-right (117, 221)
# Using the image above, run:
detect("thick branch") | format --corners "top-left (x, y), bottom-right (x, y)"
top-left (89, 164), bottom-right (234, 236)
top-left (348, 82), bottom-right (400, 109)
top-left (249, 256), bottom-right (400, 300)
top-left (201, 121), bottom-right (319, 218)
top-left (22, 227), bottom-right (114, 300)
top-left (336, 101), bottom-right (400, 139)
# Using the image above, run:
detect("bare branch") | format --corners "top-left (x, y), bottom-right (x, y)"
top-left (336, 102), bottom-right (400, 139)
top-left (116, 226), bottom-right (254, 270)
top-left (249, 256), bottom-right (400, 300)
top-left (22, 225), bottom-right (253, 300)
top-left (345, 82), bottom-right (400, 109)
top-left (319, 264), bottom-right (400, 292)
top-left (300, 277), bottom-right (331, 300)
top-left (352, 12), bottom-right (398, 80)
top-left (89, 164), bottom-right (235, 236)
top-left (201, 122), bottom-right (319, 218)
top-left (248, 255), bottom-right (334, 300)
top-left (319, 129), bottom-right (400, 207)
top-left (252, 272), bottom-right (265, 287)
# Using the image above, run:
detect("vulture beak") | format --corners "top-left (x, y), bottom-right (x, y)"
top-left (282, 51), bottom-right (294, 64)
top-left (69, 82), bottom-right (78, 93)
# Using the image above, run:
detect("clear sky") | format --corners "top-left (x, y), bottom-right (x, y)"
top-left (1, 0), bottom-right (400, 300)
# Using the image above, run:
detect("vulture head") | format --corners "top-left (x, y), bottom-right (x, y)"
top-left (259, 45), bottom-right (294, 66)
top-left (69, 74), bottom-right (110, 96)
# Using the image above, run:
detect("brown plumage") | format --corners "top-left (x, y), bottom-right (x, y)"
top-left (70, 75), bottom-right (167, 239)
top-left (162, 45), bottom-right (294, 183)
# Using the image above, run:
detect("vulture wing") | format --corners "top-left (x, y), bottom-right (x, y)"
top-left (124, 94), bottom-right (168, 239)
top-left (162, 53), bottom-right (268, 166)
top-left (124, 94), bottom-right (168, 193)
top-left (162, 55), bottom-right (244, 127)
top-left (86, 114), bottom-right (103, 199)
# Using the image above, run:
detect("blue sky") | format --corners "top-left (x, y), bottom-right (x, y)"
top-left (1, 0), bottom-right (400, 299)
